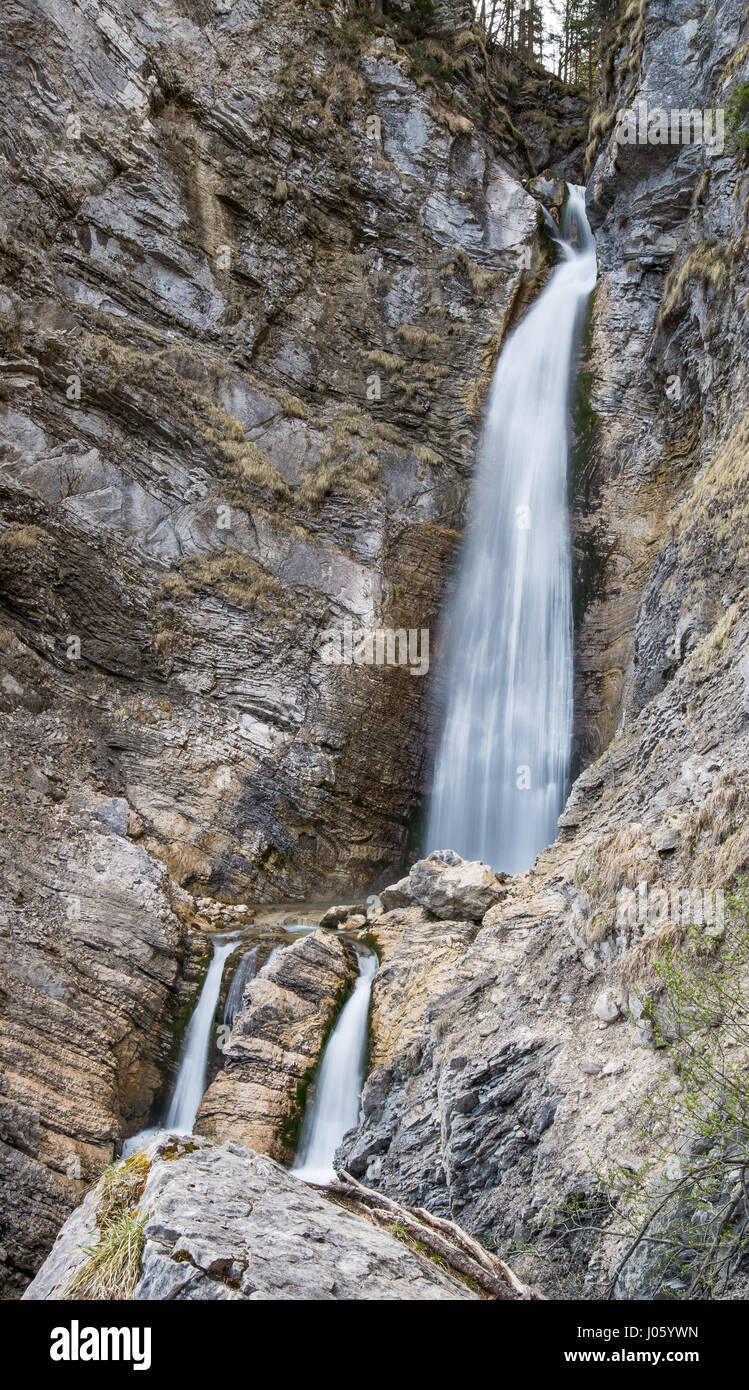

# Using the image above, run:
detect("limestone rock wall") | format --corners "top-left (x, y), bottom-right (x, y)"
top-left (0, 0), bottom-right (547, 906)
top-left (573, 0), bottom-right (749, 768)
top-left (0, 790), bottom-right (184, 1296)
top-left (0, 0), bottom-right (587, 1296)
top-left (340, 0), bottom-right (749, 1298)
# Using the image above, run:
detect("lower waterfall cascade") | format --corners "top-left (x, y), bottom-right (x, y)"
top-left (121, 928), bottom-right (378, 1185)
top-left (122, 934), bottom-right (238, 1158)
top-left (166, 936), bottom-right (239, 1133)
top-left (292, 941), bottom-right (378, 1184)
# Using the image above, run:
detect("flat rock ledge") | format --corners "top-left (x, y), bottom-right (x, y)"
top-left (23, 1134), bottom-right (480, 1302)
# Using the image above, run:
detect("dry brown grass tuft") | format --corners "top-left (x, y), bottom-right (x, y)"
top-left (181, 551), bottom-right (286, 615)
top-left (619, 920), bottom-right (691, 992)
top-left (366, 348), bottom-right (407, 372)
top-left (395, 324), bottom-right (443, 351)
top-left (0, 525), bottom-right (46, 551)
top-left (63, 1153), bottom-right (151, 1301)
top-left (677, 416), bottom-right (749, 554)
top-left (443, 250), bottom-right (497, 296)
top-left (429, 101), bottom-right (474, 135)
top-left (658, 240), bottom-right (732, 324)
top-left (591, 823), bottom-right (660, 893)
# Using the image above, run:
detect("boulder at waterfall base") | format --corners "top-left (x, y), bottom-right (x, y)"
top-left (381, 850), bottom-right (506, 921)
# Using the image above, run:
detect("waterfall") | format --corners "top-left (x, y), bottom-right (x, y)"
top-left (223, 945), bottom-right (259, 1028)
top-left (121, 934), bottom-right (237, 1158)
top-left (166, 937), bottom-right (238, 1133)
top-left (427, 185), bottom-right (597, 875)
top-left (292, 942), bottom-right (378, 1184)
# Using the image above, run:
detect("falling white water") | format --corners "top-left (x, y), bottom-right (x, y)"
top-left (166, 937), bottom-right (238, 1132)
top-left (292, 942), bottom-right (378, 1184)
top-left (223, 945), bottom-right (259, 1028)
top-left (122, 935), bottom-right (237, 1157)
top-left (427, 185), bottom-right (597, 874)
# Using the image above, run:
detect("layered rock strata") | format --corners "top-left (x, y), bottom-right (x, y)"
top-left (0, 0), bottom-right (585, 1294)
top-left (0, 0), bottom-right (558, 908)
top-left (0, 795), bottom-right (184, 1296)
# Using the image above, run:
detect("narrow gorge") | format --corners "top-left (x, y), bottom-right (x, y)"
top-left (2, 0), bottom-right (749, 1322)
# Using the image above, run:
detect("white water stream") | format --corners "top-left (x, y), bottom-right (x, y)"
top-left (427, 185), bottom-right (597, 874)
top-left (121, 928), bottom-right (377, 1179)
top-left (292, 941), bottom-right (378, 1184)
top-left (122, 935), bottom-right (237, 1158)
top-left (223, 945), bottom-right (259, 1028)
top-left (166, 937), bottom-right (238, 1132)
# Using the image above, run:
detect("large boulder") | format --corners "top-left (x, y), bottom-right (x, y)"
top-left (318, 903), bottom-right (367, 928)
top-left (23, 1134), bottom-right (480, 1302)
top-left (381, 850), bottom-right (506, 921)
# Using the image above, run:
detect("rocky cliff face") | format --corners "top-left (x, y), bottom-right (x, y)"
top-left (338, 0), bottom-right (749, 1298)
top-left (574, 0), bottom-right (749, 767)
top-left (0, 805), bottom-right (183, 1297)
top-left (8, 0), bottom-right (748, 1308)
top-left (0, 0), bottom-right (550, 908)
top-left (0, 0), bottom-right (591, 1297)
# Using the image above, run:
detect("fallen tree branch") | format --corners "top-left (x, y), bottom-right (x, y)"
top-left (306, 1169), bottom-right (545, 1300)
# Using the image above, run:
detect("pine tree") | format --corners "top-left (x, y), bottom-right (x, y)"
top-left (471, 0), bottom-right (602, 83)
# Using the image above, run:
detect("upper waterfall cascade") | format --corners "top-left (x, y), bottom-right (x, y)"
top-left (427, 185), bottom-right (597, 874)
